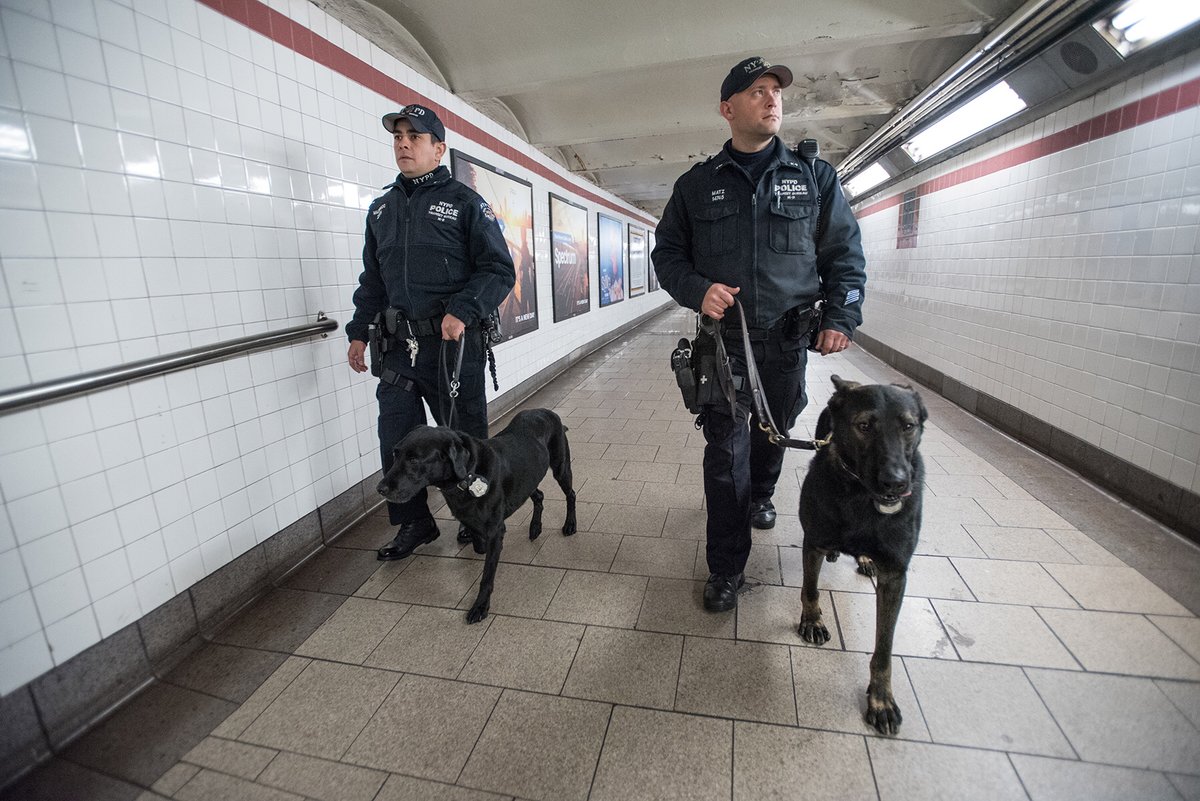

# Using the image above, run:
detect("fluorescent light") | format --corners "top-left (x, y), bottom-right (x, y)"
top-left (901, 81), bottom-right (1026, 162)
top-left (1095, 0), bottom-right (1200, 56)
top-left (844, 163), bottom-right (890, 197)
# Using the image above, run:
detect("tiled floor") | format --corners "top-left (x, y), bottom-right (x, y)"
top-left (6, 306), bottom-right (1200, 801)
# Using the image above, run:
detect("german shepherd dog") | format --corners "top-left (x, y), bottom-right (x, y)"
top-left (377, 409), bottom-right (577, 623)
top-left (797, 375), bottom-right (927, 734)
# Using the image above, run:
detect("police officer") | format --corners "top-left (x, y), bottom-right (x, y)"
top-left (653, 58), bottom-right (866, 612)
top-left (347, 104), bottom-right (516, 560)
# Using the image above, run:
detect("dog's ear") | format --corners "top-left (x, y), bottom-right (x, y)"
top-left (908, 387), bottom-right (928, 425)
top-left (830, 375), bottom-right (861, 393)
top-left (447, 435), bottom-right (473, 481)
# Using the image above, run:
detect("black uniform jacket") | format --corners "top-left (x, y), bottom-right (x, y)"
top-left (652, 137), bottom-right (866, 335)
top-left (347, 166), bottom-right (516, 342)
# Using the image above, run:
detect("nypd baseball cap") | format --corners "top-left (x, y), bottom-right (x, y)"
top-left (382, 104), bottom-right (446, 141)
top-left (720, 57), bottom-right (793, 101)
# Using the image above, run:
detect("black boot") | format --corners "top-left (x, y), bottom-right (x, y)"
top-left (377, 517), bottom-right (439, 560)
top-left (703, 573), bottom-right (745, 612)
top-left (751, 499), bottom-right (776, 529)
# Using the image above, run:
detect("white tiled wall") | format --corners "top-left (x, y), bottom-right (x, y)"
top-left (855, 51), bottom-right (1200, 497)
top-left (0, 0), bottom-right (666, 694)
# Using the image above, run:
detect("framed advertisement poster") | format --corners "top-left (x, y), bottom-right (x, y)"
top-left (628, 226), bottom-right (646, 297)
top-left (450, 150), bottom-right (538, 340)
top-left (647, 231), bottom-right (659, 292)
top-left (597, 213), bottom-right (625, 307)
top-left (549, 193), bottom-right (590, 322)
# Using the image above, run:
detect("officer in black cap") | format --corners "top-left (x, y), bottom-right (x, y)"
top-left (653, 58), bottom-right (867, 612)
top-left (347, 103), bottom-right (516, 559)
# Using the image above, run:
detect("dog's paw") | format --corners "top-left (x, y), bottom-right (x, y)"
top-left (865, 688), bottom-right (902, 735)
top-left (528, 522), bottom-right (542, 541)
top-left (856, 556), bottom-right (877, 577)
top-left (466, 603), bottom-right (490, 624)
top-left (562, 520), bottom-right (576, 536)
top-left (798, 617), bottom-right (831, 645)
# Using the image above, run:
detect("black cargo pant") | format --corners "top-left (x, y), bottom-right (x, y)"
top-left (701, 325), bottom-right (809, 576)
top-left (377, 329), bottom-right (488, 525)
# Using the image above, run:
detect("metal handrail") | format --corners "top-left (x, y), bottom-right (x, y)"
top-left (0, 313), bottom-right (339, 415)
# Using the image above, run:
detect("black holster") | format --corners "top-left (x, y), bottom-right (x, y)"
top-left (367, 312), bottom-right (390, 377)
top-left (669, 317), bottom-right (742, 415)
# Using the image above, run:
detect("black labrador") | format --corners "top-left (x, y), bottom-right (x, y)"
top-left (377, 408), bottom-right (577, 623)
top-left (797, 375), bottom-right (927, 735)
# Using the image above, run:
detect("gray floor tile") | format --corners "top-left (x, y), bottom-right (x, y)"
top-left (530, 530), bottom-right (620, 572)
top-left (374, 774), bottom-right (512, 801)
top-left (455, 562), bottom-right (565, 619)
top-left (1156, 679), bottom-right (1200, 730)
top-left (63, 683), bottom-right (237, 788)
top-left (1027, 669), bottom-right (1200, 773)
top-left (1043, 563), bottom-right (1192, 615)
top-left (283, 546), bottom-right (384, 595)
top-left (152, 763), bottom-right (200, 796)
top-left (791, 648), bottom-right (931, 741)
top-left (903, 555), bottom-right (974, 600)
top-left (165, 642), bottom-right (288, 703)
top-left (353, 559), bottom-right (412, 600)
top-left (925, 473), bottom-right (1008, 499)
top-left (458, 527), bottom-right (548, 564)
top-left (662, 507), bottom-right (706, 540)
top-left (212, 657), bottom-right (310, 739)
top-left (1043, 527), bottom-right (1123, 565)
top-left (576, 478), bottom-right (644, 505)
top-left (964, 524), bottom-right (1078, 562)
top-left (457, 615), bottom-right (584, 694)
top-left (833, 591), bottom-right (957, 659)
top-left (637, 577), bottom-right (736, 638)
top-left (257, 751), bottom-right (387, 801)
top-left (1011, 754), bottom-right (1185, 801)
top-left (736, 584), bottom-right (843, 648)
top-left (866, 738), bottom-right (1028, 801)
top-left (922, 496), bottom-right (995, 526)
top-left (181, 735), bottom-right (276, 780)
top-left (636, 481), bottom-right (705, 510)
top-left (1039, 608), bottom-right (1200, 679)
top-left (295, 596), bottom-right (409, 664)
top-left (1172, 772), bottom-right (1200, 800)
top-left (590, 503), bottom-right (667, 536)
top-left (363, 604), bottom-right (492, 678)
top-left (1151, 616), bottom-right (1200, 664)
top-left (544, 570), bottom-right (648, 628)
top-left (344, 674), bottom-right (501, 782)
top-left (950, 558), bottom-right (1079, 608)
top-left (590, 706), bottom-right (731, 801)
top-left (931, 599), bottom-right (1079, 669)
top-left (610, 535), bottom-right (698, 579)
top-left (174, 768), bottom-right (305, 801)
top-left (915, 522), bottom-right (987, 558)
top-left (377, 555), bottom-right (482, 607)
top-left (210, 587), bottom-right (345, 653)
top-left (675, 636), bottom-right (796, 725)
top-left (458, 690), bottom-right (611, 801)
top-left (740, 542), bottom-right (782, 586)
top-left (617, 460), bottom-right (678, 482)
top-left (0, 757), bottom-right (146, 801)
top-left (238, 661), bottom-right (399, 760)
top-left (905, 659), bottom-right (1074, 756)
top-left (976, 498), bottom-right (1074, 529)
top-left (561, 626), bottom-right (682, 709)
top-left (733, 721), bottom-right (877, 801)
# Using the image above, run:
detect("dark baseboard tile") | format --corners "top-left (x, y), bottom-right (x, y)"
top-left (0, 687), bottom-right (50, 789)
top-left (318, 481), bottom-right (365, 544)
top-left (854, 331), bottom-right (1199, 545)
top-left (263, 509), bottom-right (323, 584)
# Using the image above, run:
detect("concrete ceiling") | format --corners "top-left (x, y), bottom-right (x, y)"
top-left (343, 0), bottom-right (1029, 217)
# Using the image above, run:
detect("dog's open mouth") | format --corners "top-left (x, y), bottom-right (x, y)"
top-left (872, 489), bottom-right (912, 515)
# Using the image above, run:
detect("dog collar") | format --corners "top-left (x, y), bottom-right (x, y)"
top-left (457, 474), bottom-right (490, 497)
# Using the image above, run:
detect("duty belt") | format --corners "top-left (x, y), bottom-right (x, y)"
top-left (385, 308), bottom-right (443, 338)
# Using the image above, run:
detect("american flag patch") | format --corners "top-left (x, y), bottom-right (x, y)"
top-left (845, 289), bottom-right (860, 304)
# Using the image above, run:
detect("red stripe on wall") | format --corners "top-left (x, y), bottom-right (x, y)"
top-left (856, 75), bottom-right (1200, 219)
top-left (195, 0), bottom-right (658, 228)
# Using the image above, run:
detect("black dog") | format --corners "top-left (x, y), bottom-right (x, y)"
top-left (797, 375), bottom-right (927, 735)
top-left (377, 409), bottom-right (576, 623)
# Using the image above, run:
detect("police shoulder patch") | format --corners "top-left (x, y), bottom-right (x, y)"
top-left (480, 201), bottom-right (496, 222)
